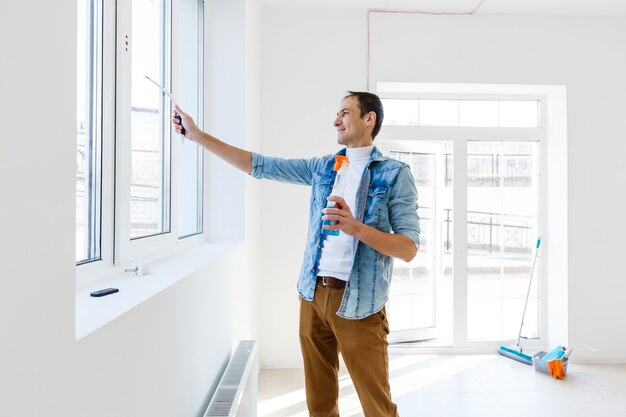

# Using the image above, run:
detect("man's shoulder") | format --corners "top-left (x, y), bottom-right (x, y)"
top-left (315, 153), bottom-right (336, 168)
top-left (368, 158), bottom-right (412, 189)
top-left (371, 155), bottom-right (409, 173)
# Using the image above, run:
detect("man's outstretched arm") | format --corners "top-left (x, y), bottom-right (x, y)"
top-left (173, 105), bottom-right (252, 174)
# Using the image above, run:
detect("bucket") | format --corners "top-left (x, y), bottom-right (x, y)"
top-left (532, 351), bottom-right (568, 378)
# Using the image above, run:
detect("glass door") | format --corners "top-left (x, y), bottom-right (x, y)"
top-left (383, 141), bottom-right (453, 345)
top-left (466, 141), bottom-right (541, 341)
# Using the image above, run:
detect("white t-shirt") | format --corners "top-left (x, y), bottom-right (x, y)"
top-left (317, 145), bottom-right (374, 281)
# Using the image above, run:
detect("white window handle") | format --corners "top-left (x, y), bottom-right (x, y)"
top-left (125, 265), bottom-right (150, 276)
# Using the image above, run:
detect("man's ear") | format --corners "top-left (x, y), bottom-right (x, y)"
top-left (365, 111), bottom-right (376, 127)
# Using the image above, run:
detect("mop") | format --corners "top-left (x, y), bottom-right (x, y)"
top-left (498, 237), bottom-right (541, 365)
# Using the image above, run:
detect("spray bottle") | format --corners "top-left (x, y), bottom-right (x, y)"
top-left (322, 155), bottom-right (350, 236)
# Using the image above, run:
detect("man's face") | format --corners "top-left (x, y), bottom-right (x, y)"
top-left (334, 96), bottom-right (374, 148)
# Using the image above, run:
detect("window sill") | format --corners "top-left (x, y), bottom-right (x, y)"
top-left (75, 241), bottom-right (238, 340)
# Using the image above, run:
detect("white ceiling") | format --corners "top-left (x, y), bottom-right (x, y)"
top-left (260, 0), bottom-right (626, 17)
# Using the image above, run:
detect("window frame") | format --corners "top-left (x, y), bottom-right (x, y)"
top-left (174, 0), bottom-right (205, 241)
top-left (114, 0), bottom-right (176, 264)
top-left (76, 0), bottom-right (207, 277)
top-left (76, 0), bottom-right (104, 266)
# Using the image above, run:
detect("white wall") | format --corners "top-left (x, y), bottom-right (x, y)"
top-left (258, 7), bottom-right (626, 366)
top-left (0, 1), bottom-right (261, 416)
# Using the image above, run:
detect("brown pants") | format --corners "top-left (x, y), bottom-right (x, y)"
top-left (299, 280), bottom-right (398, 417)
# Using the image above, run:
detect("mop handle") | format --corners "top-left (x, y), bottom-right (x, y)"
top-left (517, 237), bottom-right (541, 347)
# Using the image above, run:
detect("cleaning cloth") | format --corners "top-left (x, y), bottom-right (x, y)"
top-left (542, 345), bottom-right (566, 361)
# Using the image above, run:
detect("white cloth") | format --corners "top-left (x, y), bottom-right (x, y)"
top-left (317, 145), bottom-right (374, 281)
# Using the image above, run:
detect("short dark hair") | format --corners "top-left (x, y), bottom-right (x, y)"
top-left (345, 91), bottom-right (384, 139)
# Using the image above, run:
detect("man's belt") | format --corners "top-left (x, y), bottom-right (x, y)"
top-left (317, 276), bottom-right (347, 288)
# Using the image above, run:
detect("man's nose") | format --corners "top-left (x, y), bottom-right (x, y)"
top-left (333, 116), bottom-right (341, 126)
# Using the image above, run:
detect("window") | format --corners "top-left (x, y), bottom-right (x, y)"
top-left (76, 0), bottom-right (103, 264)
top-left (382, 98), bottom-right (540, 128)
top-left (176, 0), bottom-right (204, 238)
top-left (76, 0), bottom-right (205, 269)
top-left (378, 83), bottom-right (545, 347)
top-left (128, 0), bottom-right (172, 240)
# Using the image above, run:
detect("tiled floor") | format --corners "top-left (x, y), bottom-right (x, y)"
top-left (258, 354), bottom-right (626, 417)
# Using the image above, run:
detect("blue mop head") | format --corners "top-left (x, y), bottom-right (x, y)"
top-left (498, 345), bottom-right (533, 365)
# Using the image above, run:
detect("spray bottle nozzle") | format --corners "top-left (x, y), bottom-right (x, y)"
top-left (333, 155), bottom-right (350, 172)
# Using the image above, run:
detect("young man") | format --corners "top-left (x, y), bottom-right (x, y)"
top-left (173, 91), bottom-right (419, 417)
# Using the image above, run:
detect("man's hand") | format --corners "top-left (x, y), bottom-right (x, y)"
top-left (322, 195), bottom-right (362, 236)
top-left (322, 195), bottom-right (418, 262)
top-left (172, 105), bottom-right (200, 141)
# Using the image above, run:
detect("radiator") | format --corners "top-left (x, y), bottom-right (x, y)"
top-left (204, 340), bottom-right (259, 417)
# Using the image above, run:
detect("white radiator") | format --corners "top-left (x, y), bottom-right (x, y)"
top-left (204, 340), bottom-right (259, 417)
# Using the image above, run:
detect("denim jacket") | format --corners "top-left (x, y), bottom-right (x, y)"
top-left (251, 146), bottom-right (420, 319)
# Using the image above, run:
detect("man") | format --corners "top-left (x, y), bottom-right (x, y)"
top-left (173, 91), bottom-right (419, 417)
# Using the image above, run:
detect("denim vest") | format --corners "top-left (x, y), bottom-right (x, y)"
top-left (251, 147), bottom-right (420, 319)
